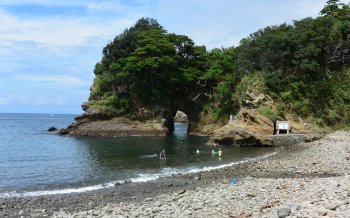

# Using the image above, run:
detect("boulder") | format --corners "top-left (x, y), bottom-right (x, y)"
top-left (174, 111), bottom-right (188, 123)
top-left (47, 126), bottom-right (57, 131)
top-left (210, 109), bottom-right (274, 146)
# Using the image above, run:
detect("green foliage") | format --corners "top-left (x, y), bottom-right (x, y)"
top-left (235, 2), bottom-right (350, 126)
top-left (90, 17), bottom-right (207, 115)
top-left (87, 2), bottom-right (350, 128)
top-left (257, 106), bottom-right (281, 121)
top-left (234, 72), bottom-right (266, 104)
top-left (204, 48), bottom-right (239, 119)
top-left (90, 92), bottom-right (132, 116)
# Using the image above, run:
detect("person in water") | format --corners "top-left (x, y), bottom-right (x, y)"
top-left (160, 149), bottom-right (166, 160)
top-left (218, 148), bottom-right (223, 157)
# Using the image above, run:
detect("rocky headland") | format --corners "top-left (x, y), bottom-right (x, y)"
top-left (58, 91), bottom-right (327, 147)
top-left (58, 114), bottom-right (168, 137)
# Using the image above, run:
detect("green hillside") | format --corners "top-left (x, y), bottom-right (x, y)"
top-left (88, 0), bottom-right (350, 129)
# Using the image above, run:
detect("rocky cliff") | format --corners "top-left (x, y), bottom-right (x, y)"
top-left (59, 89), bottom-right (327, 146)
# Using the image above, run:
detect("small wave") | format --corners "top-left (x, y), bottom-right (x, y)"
top-left (139, 154), bottom-right (158, 159)
top-left (0, 149), bottom-right (279, 198)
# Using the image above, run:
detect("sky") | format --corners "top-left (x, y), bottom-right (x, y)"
top-left (0, 0), bottom-right (339, 114)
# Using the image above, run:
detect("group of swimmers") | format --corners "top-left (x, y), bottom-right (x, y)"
top-left (212, 141), bottom-right (223, 157)
top-left (159, 141), bottom-right (223, 161)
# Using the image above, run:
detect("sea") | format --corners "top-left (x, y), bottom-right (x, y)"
top-left (0, 113), bottom-right (278, 198)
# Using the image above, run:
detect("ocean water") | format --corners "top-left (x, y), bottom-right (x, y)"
top-left (0, 113), bottom-right (277, 198)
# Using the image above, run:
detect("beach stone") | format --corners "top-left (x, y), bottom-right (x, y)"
top-left (325, 202), bottom-right (338, 210)
top-left (77, 211), bottom-right (88, 216)
top-left (114, 182), bottom-right (121, 187)
top-left (177, 189), bottom-right (186, 195)
top-left (277, 207), bottom-right (291, 218)
top-left (152, 207), bottom-right (160, 213)
top-left (124, 179), bottom-right (132, 184)
top-left (155, 201), bottom-right (162, 207)
top-left (92, 210), bottom-right (101, 216)
top-left (194, 174), bottom-right (202, 180)
top-left (247, 192), bottom-right (257, 197)
top-left (318, 208), bottom-right (328, 216)
top-left (327, 210), bottom-right (336, 217)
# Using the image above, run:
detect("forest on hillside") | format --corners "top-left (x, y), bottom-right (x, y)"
top-left (88, 0), bottom-right (350, 128)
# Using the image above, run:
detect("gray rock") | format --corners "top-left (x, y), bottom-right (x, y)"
top-left (318, 208), bottom-right (328, 216)
top-left (77, 211), bottom-right (88, 216)
top-left (178, 189), bottom-right (186, 195)
top-left (92, 210), bottom-right (100, 216)
top-left (247, 192), bottom-right (257, 197)
top-left (325, 201), bottom-right (338, 210)
top-left (277, 207), bottom-right (291, 218)
top-left (47, 126), bottom-right (57, 131)
top-left (124, 179), bottom-right (132, 184)
top-left (194, 174), bottom-right (201, 180)
top-left (155, 201), bottom-right (162, 207)
top-left (152, 207), bottom-right (160, 213)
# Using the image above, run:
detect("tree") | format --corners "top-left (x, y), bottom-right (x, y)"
top-left (320, 0), bottom-right (343, 16)
top-left (90, 18), bottom-right (208, 116)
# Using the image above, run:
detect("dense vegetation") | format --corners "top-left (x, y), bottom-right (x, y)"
top-left (90, 18), bottom-right (207, 117)
top-left (89, 0), bottom-right (349, 127)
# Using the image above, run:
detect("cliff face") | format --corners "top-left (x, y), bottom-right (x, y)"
top-left (58, 115), bottom-right (168, 137)
top-left (59, 89), bottom-right (210, 137)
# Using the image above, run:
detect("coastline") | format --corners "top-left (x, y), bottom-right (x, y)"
top-left (1, 131), bottom-right (350, 217)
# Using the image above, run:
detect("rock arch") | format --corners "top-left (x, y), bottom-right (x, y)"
top-left (162, 99), bottom-right (203, 135)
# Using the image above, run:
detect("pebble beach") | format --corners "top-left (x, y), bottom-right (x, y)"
top-left (1, 131), bottom-right (350, 217)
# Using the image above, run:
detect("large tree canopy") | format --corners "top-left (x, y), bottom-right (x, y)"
top-left (90, 18), bottom-right (207, 116)
top-left (89, 1), bottom-right (350, 128)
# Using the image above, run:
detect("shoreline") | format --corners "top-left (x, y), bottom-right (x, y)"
top-left (0, 148), bottom-right (279, 199)
top-left (1, 131), bottom-right (349, 217)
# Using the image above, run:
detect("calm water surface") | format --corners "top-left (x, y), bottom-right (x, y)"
top-left (0, 113), bottom-right (277, 197)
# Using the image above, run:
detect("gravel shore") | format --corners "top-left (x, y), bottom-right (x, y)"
top-left (1, 131), bottom-right (350, 217)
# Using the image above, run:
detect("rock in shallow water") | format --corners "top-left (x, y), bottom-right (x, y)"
top-left (47, 126), bottom-right (57, 131)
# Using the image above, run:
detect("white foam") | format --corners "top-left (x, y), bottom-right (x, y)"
top-left (0, 182), bottom-right (115, 198)
top-left (0, 149), bottom-right (279, 198)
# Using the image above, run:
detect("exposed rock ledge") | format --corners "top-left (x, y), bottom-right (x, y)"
top-left (58, 113), bottom-right (168, 137)
top-left (209, 108), bottom-right (328, 146)
top-left (210, 109), bottom-right (275, 146)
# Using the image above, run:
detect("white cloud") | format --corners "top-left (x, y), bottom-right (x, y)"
top-left (14, 74), bottom-right (89, 85)
top-left (0, 10), bottom-right (136, 57)
top-left (154, 0), bottom-right (329, 48)
top-left (0, 0), bottom-right (108, 7)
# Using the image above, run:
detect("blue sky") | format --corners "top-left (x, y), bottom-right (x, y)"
top-left (0, 0), bottom-right (337, 114)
